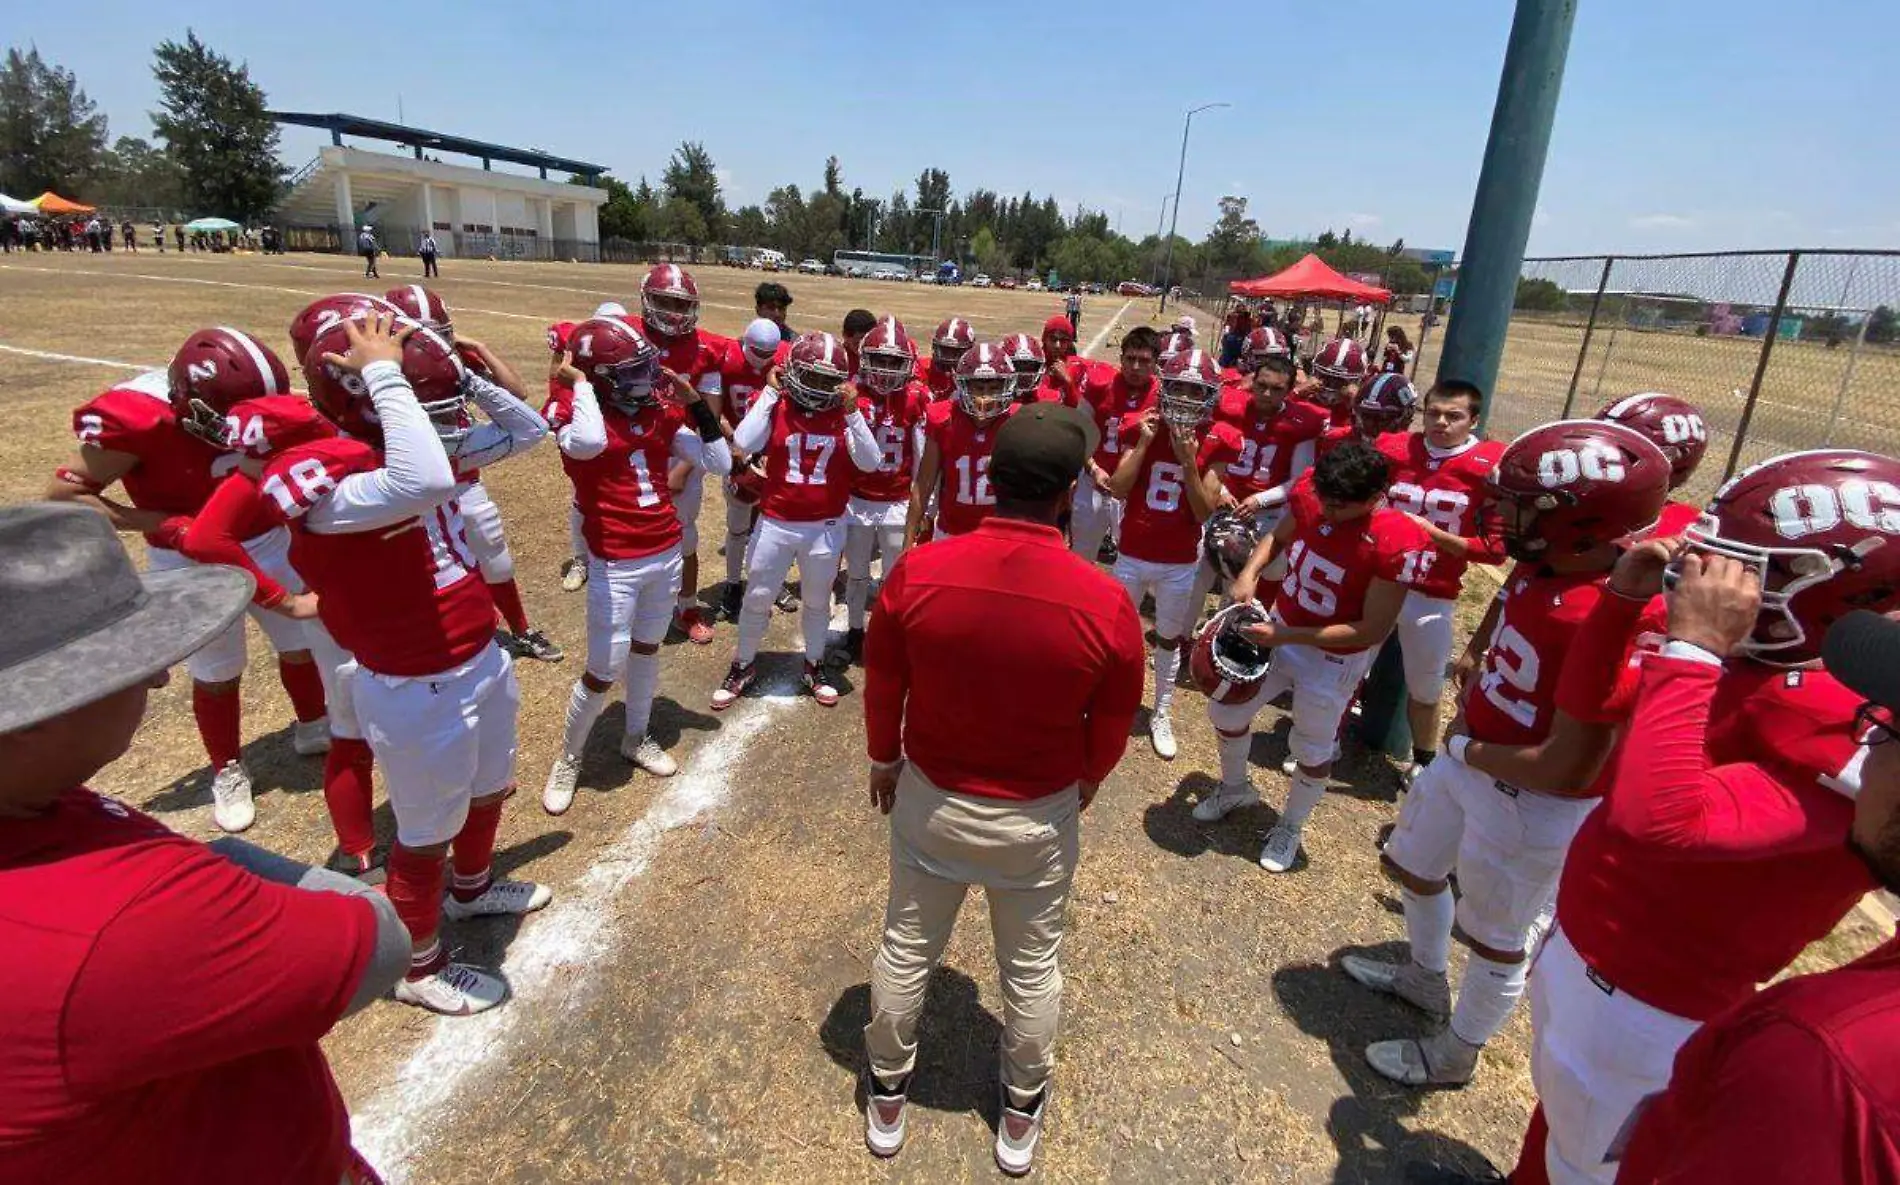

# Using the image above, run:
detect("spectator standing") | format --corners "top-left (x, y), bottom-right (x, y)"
top-left (357, 225), bottom-right (379, 278)
top-left (83, 217), bottom-right (100, 253)
top-left (0, 503), bottom-right (409, 1184)
top-left (419, 230), bottom-right (440, 277)
top-left (1381, 325), bottom-right (1415, 374)
top-left (120, 219), bottom-right (136, 252)
top-left (859, 404), bottom-right (1145, 1175)
top-left (173, 223), bottom-right (184, 253)
top-left (1065, 288), bottom-right (1083, 336)
top-left (152, 221), bottom-right (165, 252)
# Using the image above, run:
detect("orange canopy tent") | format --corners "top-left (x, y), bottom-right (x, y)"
top-left (32, 192), bottom-right (95, 215)
top-left (1228, 253), bottom-right (1392, 305)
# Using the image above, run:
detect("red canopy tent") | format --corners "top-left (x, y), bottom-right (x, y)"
top-left (32, 192), bottom-right (95, 215)
top-left (1227, 253), bottom-right (1392, 305)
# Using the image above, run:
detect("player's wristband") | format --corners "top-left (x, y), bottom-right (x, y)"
top-left (1447, 736), bottom-right (1472, 764)
top-left (686, 399), bottom-right (721, 441)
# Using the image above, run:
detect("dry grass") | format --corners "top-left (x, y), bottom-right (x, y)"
top-left (0, 250), bottom-right (1881, 1185)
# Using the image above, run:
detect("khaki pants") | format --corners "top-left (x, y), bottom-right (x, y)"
top-left (865, 765), bottom-right (1080, 1109)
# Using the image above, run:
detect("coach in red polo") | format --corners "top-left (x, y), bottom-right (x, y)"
top-left (858, 402), bottom-right (1146, 1176)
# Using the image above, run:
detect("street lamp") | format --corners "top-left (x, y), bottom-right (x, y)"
top-left (1149, 192), bottom-right (1174, 289)
top-left (1159, 101), bottom-right (1230, 312)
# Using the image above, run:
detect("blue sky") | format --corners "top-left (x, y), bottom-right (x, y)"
top-left (12, 0), bottom-right (1896, 255)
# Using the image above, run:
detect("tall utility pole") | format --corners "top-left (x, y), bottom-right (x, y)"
top-left (1436, 0), bottom-right (1579, 426)
top-left (1158, 102), bottom-right (1229, 313)
top-left (1148, 192), bottom-right (1174, 289)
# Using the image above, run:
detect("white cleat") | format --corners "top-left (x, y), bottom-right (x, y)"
top-left (1365, 1027), bottom-right (1481, 1088)
top-left (1192, 779), bottom-right (1260, 822)
top-left (1149, 711), bottom-right (1177, 760)
top-left (292, 716), bottom-right (332, 756)
top-left (543, 754), bottom-right (580, 816)
top-left (393, 962), bottom-right (508, 1016)
top-left (560, 556), bottom-right (587, 592)
top-left (1340, 954), bottom-right (1453, 1020)
top-left (441, 878), bottom-right (553, 921)
top-left (622, 733), bottom-right (678, 777)
top-left (1258, 823), bottom-right (1303, 873)
top-left (1282, 743), bottom-right (1343, 777)
top-left (210, 761), bottom-right (255, 833)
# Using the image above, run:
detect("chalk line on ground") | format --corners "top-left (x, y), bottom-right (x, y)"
top-left (0, 342), bottom-right (154, 370)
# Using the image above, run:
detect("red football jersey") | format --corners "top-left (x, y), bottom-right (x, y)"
top-left (1028, 359), bottom-right (1085, 408)
top-left (760, 398), bottom-right (858, 523)
top-left (1560, 658), bottom-right (1877, 1020)
top-left (1081, 371), bottom-right (1159, 472)
top-left (917, 358), bottom-right (957, 402)
top-left (543, 390), bottom-right (692, 561)
top-left (851, 383), bottom-right (929, 504)
top-left (716, 340), bottom-right (773, 431)
top-left (1113, 414), bottom-right (1241, 565)
top-left (1378, 433), bottom-right (1505, 599)
top-left (1460, 565), bottom-right (1611, 747)
top-left (1654, 498), bottom-right (1702, 537)
top-left (260, 437), bottom-right (496, 677)
top-left (926, 400), bottom-right (1013, 536)
top-left (1274, 488), bottom-right (1431, 653)
top-left (1213, 387), bottom-right (1326, 499)
top-left (628, 317), bottom-right (727, 396)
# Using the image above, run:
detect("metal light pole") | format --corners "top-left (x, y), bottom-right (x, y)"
top-left (917, 207), bottom-right (946, 265)
top-left (1159, 102), bottom-right (1229, 313)
top-left (1149, 193), bottom-right (1174, 289)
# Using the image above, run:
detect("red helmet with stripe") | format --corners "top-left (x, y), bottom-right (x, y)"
top-left (1190, 602), bottom-right (1274, 704)
top-left (931, 317), bottom-right (975, 369)
top-left (1241, 325), bottom-right (1291, 371)
top-left (640, 263), bottom-right (700, 338)
top-left (1353, 372), bottom-right (1420, 437)
top-left (1158, 347), bottom-right (1221, 428)
top-left (784, 331), bottom-right (853, 412)
top-left (953, 341), bottom-right (1016, 423)
top-left (1158, 330), bottom-right (1194, 367)
top-left (1678, 449), bottom-right (1900, 665)
top-left (383, 284), bottom-right (453, 338)
top-left (1594, 392), bottom-right (1709, 491)
top-left (1489, 419), bottom-right (1670, 561)
top-left (568, 316), bottom-right (663, 413)
top-left (167, 327), bottom-right (293, 448)
top-left (288, 292), bottom-right (401, 368)
top-left (726, 458), bottom-right (767, 505)
top-left (1312, 336), bottom-right (1369, 383)
top-left (305, 317), bottom-right (467, 445)
top-left (859, 316), bottom-right (916, 395)
top-left (999, 332), bottom-right (1046, 396)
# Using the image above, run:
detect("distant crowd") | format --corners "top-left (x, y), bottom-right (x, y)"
top-left (0, 216), bottom-right (286, 255)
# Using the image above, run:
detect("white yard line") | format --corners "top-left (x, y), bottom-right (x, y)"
top-left (0, 342), bottom-right (154, 370)
top-left (348, 694), bottom-right (796, 1181)
top-left (1082, 299), bottom-right (1135, 359)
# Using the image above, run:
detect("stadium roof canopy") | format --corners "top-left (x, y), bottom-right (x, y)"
top-left (270, 112), bottom-right (608, 181)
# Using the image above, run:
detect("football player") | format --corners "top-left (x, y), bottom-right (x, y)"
top-left (384, 284), bottom-right (561, 662)
top-left (539, 317), bottom-right (732, 814)
top-left (1071, 327), bottom-right (1162, 561)
top-left (1339, 420), bottom-right (1670, 1091)
top-left (630, 264), bottom-right (732, 645)
top-left (1301, 336), bottom-right (1369, 433)
top-left (1214, 353), bottom-right (1323, 524)
top-left (708, 318), bottom-right (784, 622)
top-left (47, 328), bottom-right (332, 833)
top-left (1511, 448), bottom-right (1900, 1185)
top-left (1594, 391), bottom-right (1710, 535)
top-left (1192, 441), bottom-right (1433, 872)
top-left (716, 332), bottom-right (881, 709)
top-left (1223, 324), bottom-right (1292, 386)
top-left (219, 310), bottom-right (552, 1015)
top-left (841, 308), bottom-right (876, 376)
top-left (1106, 348), bottom-right (1236, 758)
top-left (1372, 379), bottom-right (1507, 778)
top-left (998, 332), bottom-right (1054, 405)
top-left (551, 301), bottom-right (631, 592)
top-left (840, 317), bottom-right (928, 663)
top-left (918, 317), bottom-right (974, 401)
top-left (907, 341), bottom-right (1020, 547)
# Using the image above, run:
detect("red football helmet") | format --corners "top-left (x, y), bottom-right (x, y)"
top-left (726, 458), bottom-right (768, 506)
top-left (1489, 419), bottom-right (1670, 560)
top-left (1595, 392), bottom-right (1709, 491)
top-left (304, 318), bottom-right (467, 444)
top-left (784, 332), bottom-right (853, 412)
top-left (953, 341), bottom-right (1016, 424)
top-left (568, 316), bottom-right (663, 413)
top-left (859, 316), bottom-right (916, 395)
top-left (384, 284), bottom-right (453, 338)
top-left (288, 293), bottom-right (401, 368)
top-left (1158, 330), bottom-right (1194, 367)
top-left (168, 327), bottom-right (293, 448)
top-left (1158, 347), bottom-right (1222, 428)
top-left (1354, 372), bottom-right (1419, 437)
top-left (1312, 337), bottom-right (1369, 383)
top-left (932, 317), bottom-right (975, 369)
top-left (547, 321), bottom-right (578, 356)
top-left (999, 331), bottom-right (1046, 396)
top-left (1189, 602), bottom-right (1274, 704)
top-left (1241, 325), bottom-right (1291, 372)
top-left (1202, 508), bottom-right (1263, 583)
top-left (640, 263), bottom-right (700, 338)
top-left (1680, 449), bottom-right (1900, 665)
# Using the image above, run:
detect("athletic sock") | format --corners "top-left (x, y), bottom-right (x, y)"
top-left (1450, 953), bottom-right (1530, 1047)
top-left (191, 682), bottom-right (242, 769)
top-left (1217, 731), bottom-right (1251, 787)
top-left (1153, 645), bottom-right (1181, 715)
top-left (561, 681), bottom-right (609, 760)
top-left (1281, 771), bottom-right (1328, 832)
top-left (488, 578), bottom-right (530, 635)
top-left (385, 844), bottom-right (447, 973)
top-left (725, 532), bottom-right (748, 585)
top-left (322, 737), bottom-right (376, 858)
top-left (1401, 886), bottom-right (1455, 974)
top-left (449, 797), bottom-right (506, 901)
top-left (278, 659), bottom-right (328, 723)
top-left (622, 652), bottom-right (660, 740)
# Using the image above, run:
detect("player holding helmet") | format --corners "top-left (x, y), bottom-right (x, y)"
top-left (907, 341), bottom-right (1020, 547)
top-left (839, 317), bottom-right (928, 663)
top-left (707, 318), bottom-right (784, 621)
top-left (1104, 347), bottom-right (1237, 759)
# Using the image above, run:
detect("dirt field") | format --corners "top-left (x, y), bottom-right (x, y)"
top-left (0, 252), bottom-right (1887, 1185)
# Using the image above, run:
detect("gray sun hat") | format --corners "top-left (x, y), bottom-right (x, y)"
top-left (0, 503), bottom-right (254, 735)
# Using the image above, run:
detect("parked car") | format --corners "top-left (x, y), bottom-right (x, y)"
top-left (798, 258), bottom-right (824, 274)
top-left (972, 274), bottom-right (993, 288)
top-left (1117, 280), bottom-right (1157, 297)
top-left (916, 272), bottom-right (938, 284)
top-left (1025, 279), bottom-right (1044, 292)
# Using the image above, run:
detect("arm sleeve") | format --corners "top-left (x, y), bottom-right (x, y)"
top-left (306, 362), bottom-right (458, 533)
top-left (670, 426), bottom-right (734, 476)
top-left (1601, 656), bottom-right (1823, 859)
top-left (451, 371), bottom-right (549, 471)
top-left (1554, 591), bottom-right (1658, 724)
top-left (843, 408), bottom-right (882, 471)
top-left (61, 841), bottom-right (377, 1095)
top-left (862, 561), bottom-right (910, 764)
top-left (1083, 597), bottom-right (1150, 783)
top-left (179, 473), bottom-right (290, 607)
top-left (556, 379), bottom-right (607, 460)
top-left (732, 386), bottom-right (779, 455)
